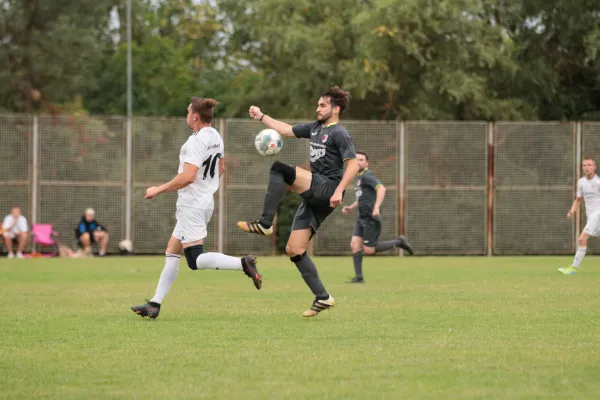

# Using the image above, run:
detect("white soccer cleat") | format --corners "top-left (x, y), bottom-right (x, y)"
top-left (302, 296), bottom-right (336, 318)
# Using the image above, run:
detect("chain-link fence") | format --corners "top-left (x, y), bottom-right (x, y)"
top-left (0, 114), bottom-right (590, 255)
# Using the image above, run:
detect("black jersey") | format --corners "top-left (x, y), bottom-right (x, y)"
top-left (292, 121), bottom-right (356, 182)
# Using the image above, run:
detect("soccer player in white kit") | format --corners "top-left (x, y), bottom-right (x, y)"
top-left (131, 98), bottom-right (262, 319)
top-left (559, 157), bottom-right (600, 275)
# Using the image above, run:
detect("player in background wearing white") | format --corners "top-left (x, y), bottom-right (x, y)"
top-left (131, 98), bottom-right (262, 319)
top-left (560, 157), bottom-right (600, 275)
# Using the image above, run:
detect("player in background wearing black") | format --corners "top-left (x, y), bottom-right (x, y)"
top-left (238, 86), bottom-right (358, 318)
top-left (342, 151), bottom-right (413, 283)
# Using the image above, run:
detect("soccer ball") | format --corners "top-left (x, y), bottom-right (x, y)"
top-left (255, 129), bottom-right (283, 156)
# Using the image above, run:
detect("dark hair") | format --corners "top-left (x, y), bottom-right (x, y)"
top-left (320, 86), bottom-right (351, 115)
top-left (583, 156), bottom-right (595, 162)
top-left (356, 151), bottom-right (368, 161)
top-left (190, 97), bottom-right (219, 123)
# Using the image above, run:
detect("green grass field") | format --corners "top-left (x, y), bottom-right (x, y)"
top-left (1, 256), bottom-right (599, 400)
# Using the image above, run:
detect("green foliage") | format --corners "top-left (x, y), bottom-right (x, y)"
top-left (0, 0), bottom-right (115, 112)
top-left (1, 0), bottom-right (599, 119)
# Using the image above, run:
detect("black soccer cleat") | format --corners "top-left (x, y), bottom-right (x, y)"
top-left (241, 255), bottom-right (262, 290)
top-left (396, 236), bottom-right (414, 255)
top-left (131, 299), bottom-right (161, 319)
top-left (346, 276), bottom-right (365, 284)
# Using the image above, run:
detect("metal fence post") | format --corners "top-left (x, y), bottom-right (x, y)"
top-left (398, 120), bottom-right (405, 256)
top-left (125, 117), bottom-right (132, 241)
top-left (31, 115), bottom-right (39, 224)
top-left (218, 118), bottom-right (226, 253)
top-left (575, 121), bottom-right (582, 250)
top-left (487, 122), bottom-right (494, 256)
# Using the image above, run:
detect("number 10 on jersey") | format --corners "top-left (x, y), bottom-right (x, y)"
top-left (202, 153), bottom-right (221, 179)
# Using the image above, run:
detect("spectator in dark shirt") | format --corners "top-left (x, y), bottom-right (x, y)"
top-left (77, 208), bottom-right (109, 256)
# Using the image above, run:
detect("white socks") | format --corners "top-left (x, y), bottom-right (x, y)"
top-left (196, 252), bottom-right (242, 270)
top-left (150, 253), bottom-right (180, 304)
top-left (573, 247), bottom-right (587, 268)
top-left (149, 252), bottom-right (241, 304)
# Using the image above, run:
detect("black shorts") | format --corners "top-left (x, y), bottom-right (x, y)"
top-left (352, 216), bottom-right (382, 247)
top-left (291, 173), bottom-right (340, 236)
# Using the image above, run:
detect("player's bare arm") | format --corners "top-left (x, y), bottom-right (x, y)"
top-left (219, 158), bottom-right (226, 177)
top-left (145, 163), bottom-right (199, 199)
top-left (342, 201), bottom-right (358, 214)
top-left (373, 184), bottom-right (386, 217)
top-left (330, 158), bottom-right (359, 208)
top-left (567, 197), bottom-right (583, 219)
top-left (248, 106), bottom-right (294, 137)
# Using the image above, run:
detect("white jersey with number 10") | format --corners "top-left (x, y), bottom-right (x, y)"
top-left (176, 127), bottom-right (223, 210)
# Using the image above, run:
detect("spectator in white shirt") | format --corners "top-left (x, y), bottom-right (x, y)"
top-left (2, 206), bottom-right (29, 259)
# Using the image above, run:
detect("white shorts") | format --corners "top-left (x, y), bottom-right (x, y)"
top-left (172, 207), bottom-right (213, 244)
top-left (583, 212), bottom-right (600, 237)
top-left (3, 228), bottom-right (27, 239)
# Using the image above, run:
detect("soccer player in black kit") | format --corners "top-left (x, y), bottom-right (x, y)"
top-left (342, 151), bottom-right (414, 283)
top-left (238, 86), bottom-right (358, 318)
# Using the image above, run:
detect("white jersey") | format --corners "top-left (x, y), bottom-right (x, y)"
top-left (3, 214), bottom-right (28, 233)
top-left (176, 127), bottom-right (224, 210)
top-left (577, 175), bottom-right (600, 215)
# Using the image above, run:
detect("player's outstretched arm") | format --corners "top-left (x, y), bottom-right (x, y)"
top-left (145, 163), bottom-right (199, 199)
top-left (249, 106), bottom-right (294, 137)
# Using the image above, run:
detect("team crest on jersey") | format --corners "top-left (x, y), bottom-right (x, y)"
top-left (321, 135), bottom-right (328, 143)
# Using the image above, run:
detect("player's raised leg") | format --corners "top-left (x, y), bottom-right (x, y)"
top-left (237, 165), bottom-right (312, 236)
top-left (194, 252), bottom-right (262, 289)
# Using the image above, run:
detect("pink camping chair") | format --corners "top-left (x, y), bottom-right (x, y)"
top-left (31, 224), bottom-right (60, 256)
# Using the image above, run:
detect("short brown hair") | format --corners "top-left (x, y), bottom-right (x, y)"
top-left (321, 86), bottom-right (351, 115)
top-left (356, 151), bottom-right (368, 161)
top-left (190, 97), bottom-right (219, 123)
top-left (583, 157), bottom-right (596, 163)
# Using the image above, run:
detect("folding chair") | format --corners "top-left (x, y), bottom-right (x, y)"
top-left (31, 224), bottom-right (61, 256)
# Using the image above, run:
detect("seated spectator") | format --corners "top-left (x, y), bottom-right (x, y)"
top-left (76, 208), bottom-right (109, 256)
top-left (2, 206), bottom-right (29, 259)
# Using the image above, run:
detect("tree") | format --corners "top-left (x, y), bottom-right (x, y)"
top-left (0, 0), bottom-right (115, 112)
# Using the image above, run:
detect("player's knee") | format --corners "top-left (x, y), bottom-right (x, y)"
top-left (285, 243), bottom-right (305, 257)
top-left (363, 245), bottom-right (376, 255)
top-left (350, 242), bottom-right (361, 253)
top-left (271, 161), bottom-right (296, 185)
top-left (578, 236), bottom-right (588, 247)
top-left (183, 245), bottom-right (203, 270)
